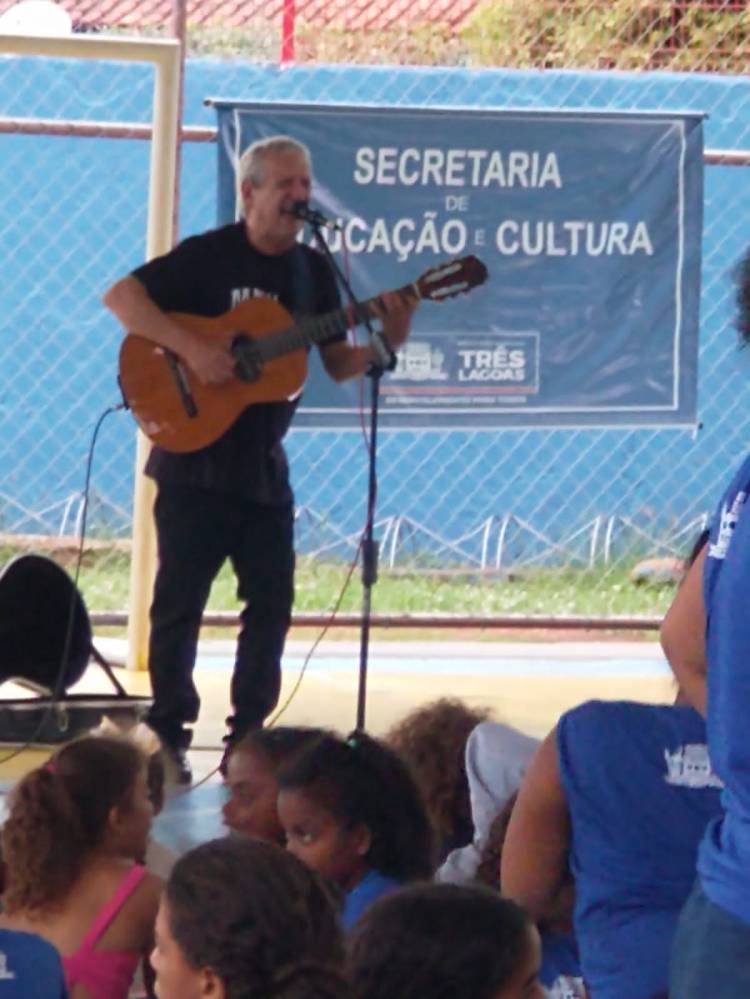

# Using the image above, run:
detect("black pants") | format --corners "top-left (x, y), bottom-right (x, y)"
top-left (146, 482), bottom-right (294, 748)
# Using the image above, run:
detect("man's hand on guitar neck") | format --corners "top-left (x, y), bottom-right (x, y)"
top-left (371, 289), bottom-right (416, 351)
top-left (321, 290), bottom-right (416, 382)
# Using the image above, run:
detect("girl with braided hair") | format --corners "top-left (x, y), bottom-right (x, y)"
top-left (151, 837), bottom-right (348, 999)
top-left (0, 735), bottom-right (162, 999)
top-left (277, 730), bottom-right (435, 931)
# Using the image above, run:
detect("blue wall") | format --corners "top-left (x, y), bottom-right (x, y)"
top-left (2, 58), bottom-right (749, 561)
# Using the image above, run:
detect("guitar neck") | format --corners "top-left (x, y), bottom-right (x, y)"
top-left (259, 282), bottom-right (420, 362)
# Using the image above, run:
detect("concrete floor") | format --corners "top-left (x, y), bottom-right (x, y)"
top-left (0, 636), bottom-right (675, 852)
top-left (0, 635), bottom-right (674, 763)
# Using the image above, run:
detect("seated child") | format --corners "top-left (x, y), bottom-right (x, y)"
top-left (346, 881), bottom-right (545, 999)
top-left (277, 730), bottom-right (435, 930)
top-left (476, 801), bottom-right (586, 999)
top-left (92, 717), bottom-right (175, 878)
top-left (0, 735), bottom-right (162, 999)
top-left (151, 837), bottom-right (348, 999)
top-left (385, 698), bottom-right (492, 861)
top-left (222, 726), bottom-right (322, 842)
top-left (436, 719), bottom-right (540, 884)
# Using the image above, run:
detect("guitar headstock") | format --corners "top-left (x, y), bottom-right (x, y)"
top-left (415, 255), bottom-right (489, 302)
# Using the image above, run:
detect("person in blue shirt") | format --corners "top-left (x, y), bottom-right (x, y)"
top-left (0, 929), bottom-right (67, 999)
top-left (277, 730), bottom-right (434, 931)
top-left (664, 252), bottom-right (750, 997)
top-left (500, 695), bottom-right (723, 999)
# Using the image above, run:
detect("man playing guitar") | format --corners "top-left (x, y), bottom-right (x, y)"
top-left (104, 135), bottom-right (414, 783)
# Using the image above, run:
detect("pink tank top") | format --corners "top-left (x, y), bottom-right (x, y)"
top-left (62, 865), bottom-right (147, 999)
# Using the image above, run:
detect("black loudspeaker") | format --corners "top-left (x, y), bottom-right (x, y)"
top-left (0, 554), bottom-right (151, 743)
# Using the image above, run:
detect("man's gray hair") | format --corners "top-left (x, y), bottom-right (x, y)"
top-left (237, 136), bottom-right (311, 191)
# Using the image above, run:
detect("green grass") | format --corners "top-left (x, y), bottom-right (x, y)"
top-left (291, 559), bottom-right (675, 617)
top-left (42, 548), bottom-right (678, 620)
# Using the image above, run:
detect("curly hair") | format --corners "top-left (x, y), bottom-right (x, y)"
top-left (347, 882), bottom-right (534, 999)
top-left (385, 699), bottom-right (491, 853)
top-left (165, 838), bottom-right (348, 999)
top-left (278, 730), bottom-right (435, 882)
top-left (3, 735), bottom-right (144, 914)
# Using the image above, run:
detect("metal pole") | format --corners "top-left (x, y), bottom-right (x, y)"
top-left (281, 0), bottom-right (295, 63)
top-left (170, 0), bottom-right (188, 240)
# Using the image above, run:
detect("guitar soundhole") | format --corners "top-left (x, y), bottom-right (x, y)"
top-left (231, 334), bottom-right (262, 383)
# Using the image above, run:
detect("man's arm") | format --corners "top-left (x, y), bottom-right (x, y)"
top-left (319, 290), bottom-right (415, 382)
top-left (500, 728), bottom-right (574, 927)
top-left (103, 274), bottom-right (235, 386)
top-left (660, 545), bottom-right (708, 715)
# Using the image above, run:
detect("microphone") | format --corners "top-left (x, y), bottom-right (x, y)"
top-left (286, 200), bottom-right (341, 231)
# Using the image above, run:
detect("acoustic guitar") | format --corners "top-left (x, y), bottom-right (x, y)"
top-left (118, 254), bottom-right (488, 454)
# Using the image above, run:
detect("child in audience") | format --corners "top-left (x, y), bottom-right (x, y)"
top-left (151, 837), bottom-right (348, 999)
top-left (0, 735), bottom-right (162, 999)
top-left (436, 719), bottom-right (540, 884)
top-left (92, 716), bottom-right (175, 879)
top-left (277, 730), bottom-right (435, 930)
top-left (386, 698), bottom-right (491, 861)
top-left (347, 881), bottom-right (545, 999)
top-left (222, 725), bottom-right (321, 842)
top-left (476, 801), bottom-right (585, 999)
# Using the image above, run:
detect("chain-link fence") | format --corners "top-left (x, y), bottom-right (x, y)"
top-left (7, 0), bottom-right (748, 69)
top-left (1, 1), bottom-right (750, 626)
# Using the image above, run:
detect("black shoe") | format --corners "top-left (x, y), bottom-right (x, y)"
top-left (162, 744), bottom-right (192, 785)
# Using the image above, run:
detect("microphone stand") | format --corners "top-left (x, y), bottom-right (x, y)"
top-left (307, 219), bottom-right (396, 733)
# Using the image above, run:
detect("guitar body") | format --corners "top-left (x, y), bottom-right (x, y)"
top-left (119, 297), bottom-right (308, 453)
top-left (118, 254), bottom-right (489, 453)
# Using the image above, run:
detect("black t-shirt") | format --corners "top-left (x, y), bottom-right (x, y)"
top-left (132, 222), bottom-right (341, 503)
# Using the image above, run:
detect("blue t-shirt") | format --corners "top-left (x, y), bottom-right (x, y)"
top-left (557, 700), bottom-right (722, 999)
top-left (698, 450), bottom-right (750, 923)
top-left (539, 931), bottom-right (585, 998)
top-left (0, 929), bottom-right (67, 998)
top-left (342, 870), bottom-right (401, 931)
